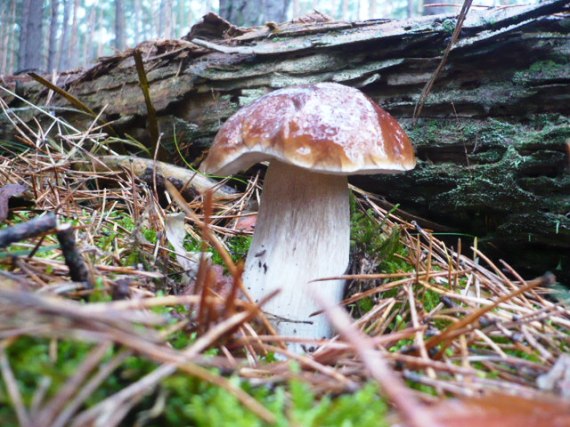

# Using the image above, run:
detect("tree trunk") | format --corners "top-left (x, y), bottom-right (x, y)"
top-left (422, 0), bottom-right (453, 16)
top-left (115, 0), bottom-right (126, 51)
top-left (368, 0), bottom-right (376, 18)
top-left (219, 0), bottom-right (260, 26)
top-left (17, 0), bottom-right (44, 72)
top-left (6, 0), bottom-right (17, 73)
top-left (95, 6), bottom-right (104, 58)
top-left (3, 1), bottom-right (569, 282)
top-left (58, 0), bottom-right (71, 70)
top-left (263, 0), bottom-right (291, 23)
top-left (407, 0), bottom-right (414, 18)
top-left (0, 1), bottom-right (8, 74)
top-left (160, 0), bottom-right (173, 38)
top-left (68, 0), bottom-right (80, 69)
top-left (134, 0), bottom-right (142, 43)
top-left (47, 0), bottom-right (59, 72)
top-left (83, 5), bottom-right (96, 65)
top-left (17, 0), bottom-right (31, 71)
top-left (292, 0), bottom-right (300, 19)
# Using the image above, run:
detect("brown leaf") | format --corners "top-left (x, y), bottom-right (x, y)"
top-left (0, 184), bottom-right (27, 222)
top-left (430, 393), bottom-right (570, 427)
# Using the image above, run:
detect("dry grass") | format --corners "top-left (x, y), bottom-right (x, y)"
top-left (0, 99), bottom-right (569, 426)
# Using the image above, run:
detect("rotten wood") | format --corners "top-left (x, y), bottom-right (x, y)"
top-left (56, 223), bottom-right (94, 285)
top-left (73, 155), bottom-right (240, 202)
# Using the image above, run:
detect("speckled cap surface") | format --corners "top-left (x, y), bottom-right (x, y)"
top-left (200, 82), bottom-right (416, 176)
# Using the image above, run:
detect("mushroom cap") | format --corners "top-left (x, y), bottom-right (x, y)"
top-left (200, 82), bottom-right (416, 176)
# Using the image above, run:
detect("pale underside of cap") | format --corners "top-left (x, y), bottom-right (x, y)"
top-left (201, 82), bottom-right (416, 176)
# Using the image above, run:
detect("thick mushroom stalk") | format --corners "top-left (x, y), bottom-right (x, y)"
top-left (200, 82), bottom-right (416, 352)
top-left (244, 161), bottom-right (349, 349)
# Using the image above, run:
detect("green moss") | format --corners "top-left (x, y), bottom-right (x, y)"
top-left (513, 60), bottom-right (569, 85)
top-left (441, 18), bottom-right (456, 34)
top-left (0, 334), bottom-right (390, 426)
top-left (422, 289), bottom-right (441, 312)
top-left (350, 197), bottom-right (408, 273)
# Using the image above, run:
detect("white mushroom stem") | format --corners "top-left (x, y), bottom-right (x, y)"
top-left (244, 160), bottom-right (349, 351)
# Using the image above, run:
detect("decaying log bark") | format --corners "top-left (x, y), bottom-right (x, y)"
top-left (1, 1), bottom-right (569, 281)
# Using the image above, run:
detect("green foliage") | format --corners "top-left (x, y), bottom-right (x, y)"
top-left (161, 375), bottom-right (388, 427)
top-left (350, 198), bottom-right (407, 272)
top-left (185, 235), bottom-right (252, 266)
top-left (441, 18), bottom-right (456, 34)
top-left (513, 60), bottom-right (568, 85)
top-left (357, 297), bottom-right (375, 313)
top-left (225, 235), bottom-right (253, 263)
top-left (422, 289), bottom-right (441, 312)
top-left (0, 334), bottom-right (389, 426)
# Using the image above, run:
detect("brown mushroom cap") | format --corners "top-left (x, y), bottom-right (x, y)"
top-left (201, 82), bottom-right (416, 176)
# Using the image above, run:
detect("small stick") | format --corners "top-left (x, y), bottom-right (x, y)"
top-left (0, 212), bottom-right (57, 248)
top-left (0, 348), bottom-right (31, 427)
top-left (56, 223), bottom-right (94, 285)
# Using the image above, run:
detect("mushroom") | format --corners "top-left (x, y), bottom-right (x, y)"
top-left (200, 82), bottom-right (416, 351)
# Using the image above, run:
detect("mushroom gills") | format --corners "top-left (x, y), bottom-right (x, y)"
top-left (243, 160), bottom-right (350, 352)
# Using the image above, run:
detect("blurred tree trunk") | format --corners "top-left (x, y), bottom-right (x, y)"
top-left (341, 0), bottom-right (349, 19)
top-left (17, 0), bottom-right (44, 72)
top-left (0, 2), bottom-right (8, 74)
top-left (83, 4), bottom-right (96, 65)
top-left (219, 0), bottom-right (258, 26)
top-left (171, 0), bottom-right (177, 37)
top-left (292, 0), bottom-right (300, 19)
top-left (220, 0), bottom-right (291, 26)
top-left (152, 0), bottom-right (160, 38)
top-left (422, 0), bottom-right (452, 15)
top-left (17, 0), bottom-right (31, 71)
top-left (115, 0), bottom-right (126, 51)
top-left (407, 0), bottom-right (414, 18)
top-left (96, 6), bottom-right (104, 58)
top-left (264, 0), bottom-right (291, 22)
top-left (368, 0), bottom-right (376, 18)
top-left (6, 0), bottom-right (17, 73)
top-left (58, 0), bottom-right (71, 70)
top-left (47, 0), bottom-right (59, 72)
top-left (68, 0), bottom-right (80, 68)
top-left (175, 0), bottom-right (185, 36)
top-left (160, 0), bottom-right (173, 38)
top-left (134, 0), bottom-right (142, 43)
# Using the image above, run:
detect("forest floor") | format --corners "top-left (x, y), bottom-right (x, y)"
top-left (0, 104), bottom-right (569, 426)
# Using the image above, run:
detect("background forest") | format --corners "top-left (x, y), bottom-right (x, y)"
top-left (2, 0), bottom-right (537, 76)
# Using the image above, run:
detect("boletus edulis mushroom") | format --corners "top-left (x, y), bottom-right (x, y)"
top-left (201, 82), bottom-right (416, 352)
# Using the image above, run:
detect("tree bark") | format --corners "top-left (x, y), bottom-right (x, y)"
top-left (160, 0), bottom-right (173, 39)
top-left (0, 1), bottom-right (9, 74)
top-left (17, 0), bottom-right (44, 72)
top-left (115, 0), bottom-right (126, 51)
top-left (47, 0), bottom-right (59, 72)
top-left (133, 0), bottom-right (142, 44)
top-left (263, 0), bottom-right (292, 23)
top-left (68, 0), bottom-right (80, 69)
top-left (58, 0), bottom-right (71, 70)
top-left (83, 5), bottom-right (96, 65)
top-left (2, 1), bottom-right (569, 282)
top-left (17, 0), bottom-right (31, 71)
top-left (6, 0), bottom-right (17, 73)
top-left (219, 0), bottom-right (260, 26)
